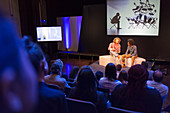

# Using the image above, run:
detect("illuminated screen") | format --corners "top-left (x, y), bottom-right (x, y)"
top-left (36, 26), bottom-right (62, 42)
top-left (107, 0), bottom-right (160, 36)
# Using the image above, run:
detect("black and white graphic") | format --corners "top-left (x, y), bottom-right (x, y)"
top-left (107, 0), bottom-right (160, 36)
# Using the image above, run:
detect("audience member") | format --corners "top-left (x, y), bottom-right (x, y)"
top-left (95, 71), bottom-right (104, 86)
top-left (0, 13), bottom-right (38, 113)
top-left (110, 64), bottom-right (162, 113)
top-left (99, 63), bottom-right (121, 93)
top-left (69, 66), bottom-right (79, 81)
top-left (69, 66), bottom-right (107, 113)
top-left (116, 64), bottom-right (122, 78)
top-left (24, 39), bottom-right (68, 113)
top-left (118, 70), bottom-right (128, 84)
top-left (44, 60), bottom-right (70, 90)
top-left (147, 70), bottom-right (169, 102)
top-left (142, 61), bottom-right (154, 80)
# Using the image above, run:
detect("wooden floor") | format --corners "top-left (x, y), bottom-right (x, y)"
top-left (60, 57), bottom-right (170, 109)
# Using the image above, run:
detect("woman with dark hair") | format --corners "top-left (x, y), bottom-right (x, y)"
top-left (69, 66), bottom-right (107, 113)
top-left (110, 64), bottom-right (162, 113)
top-left (69, 66), bottom-right (79, 81)
top-left (99, 63), bottom-right (121, 93)
top-left (122, 39), bottom-right (138, 67)
top-left (118, 70), bottom-right (128, 84)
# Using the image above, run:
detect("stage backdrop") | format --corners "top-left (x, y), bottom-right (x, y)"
top-left (107, 0), bottom-right (160, 36)
top-left (79, 1), bottom-right (170, 59)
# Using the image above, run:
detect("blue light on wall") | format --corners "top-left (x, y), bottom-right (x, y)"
top-left (65, 63), bottom-right (71, 78)
top-left (77, 16), bottom-right (82, 41)
top-left (63, 17), bottom-right (71, 49)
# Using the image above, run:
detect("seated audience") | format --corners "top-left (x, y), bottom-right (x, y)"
top-left (116, 64), bottom-right (122, 78)
top-left (147, 70), bottom-right (169, 102)
top-left (69, 66), bottom-right (107, 113)
top-left (142, 61), bottom-right (154, 80)
top-left (99, 63), bottom-right (121, 93)
top-left (95, 71), bottom-right (104, 87)
top-left (118, 70), bottom-right (128, 84)
top-left (69, 66), bottom-right (79, 81)
top-left (24, 38), bottom-right (68, 113)
top-left (110, 64), bottom-right (162, 113)
top-left (0, 13), bottom-right (38, 113)
top-left (44, 60), bottom-right (70, 90)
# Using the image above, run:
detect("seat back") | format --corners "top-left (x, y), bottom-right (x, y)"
top-left (106, 107), bottom-right (143, 113)
top-left (97, 87), bottom-right (110, 100)
top-left (66, 98), bottom-right (97, 113)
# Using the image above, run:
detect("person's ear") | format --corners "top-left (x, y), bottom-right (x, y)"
top-left (0, 68), bottom-right (23, 112)
top-left (40, 59), bottom-right (49, 74)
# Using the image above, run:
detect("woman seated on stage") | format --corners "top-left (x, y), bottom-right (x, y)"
top-left (69, 66), bottom-right (107, 113)
top-left (108, 37), bottom-right (121, 57)
top-left (122, 39), bottom-right (137, 67)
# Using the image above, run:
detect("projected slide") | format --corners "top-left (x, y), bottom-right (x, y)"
top-left (36, 27), bottom-right (62, 42)
top-left (107, 0), bottom-right (160, 36)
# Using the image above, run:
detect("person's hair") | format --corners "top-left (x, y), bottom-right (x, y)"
top-left (69, 66), bottom-right (79, 79)
top-left (116, 64), bottom-right (122, 71)
top-left (128, 39), bottom-right (135, 45)
top-left (73, 66), bottom-right (97, 103)
top-left (26, 43), bottom-right (44, 74)
top-left (118, 70), bottom-right (128, 82)
top-left (113, 37), bottom-right (121, 44)
top-left (105, 63), bottom-right (117, 80)
top-left (141, 61), bottom-right (148, 69)
top-left (77, 66), bottom-right (96, 89)
top-left (54, 59), bottom-right (63, 71)
top-left (95, 71), bottom-right (103, 81)
top-left (128, 64), bottom-right (148, 91)
top-left (153, 70), bottom-right (163, 82)
top-left (50, 62), bottom-right (62, 75)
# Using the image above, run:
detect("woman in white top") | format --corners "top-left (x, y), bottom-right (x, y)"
top-left (99, 63), bottom-right (121, 93)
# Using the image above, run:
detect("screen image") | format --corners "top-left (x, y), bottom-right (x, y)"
top-left (36, 26), bottom-right (62, 42)
top-left (107, 0), bottom-right (160, 36)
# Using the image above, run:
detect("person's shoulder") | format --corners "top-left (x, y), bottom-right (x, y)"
top-left (146, 86), bottom-right (160, 95)
top-left (44, 75), bottom-right (50, 80)
top-left (40, 83), bottom-right (65, 98)
top-left (133, 45), bottom-right (137, 48)
top-left (99, 77), bottom-right (106, 81)
top-left (161, 83), bottom-right (169, 90)
top-left (147, 80), bottom-right (153, 84)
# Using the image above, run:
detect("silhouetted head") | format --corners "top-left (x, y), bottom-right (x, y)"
top-left (69, 66), bottom-right (79, 79)
top-left (105, 63), bottom-right (117, 80)
top-left (25, 42), bottom-right (48, 77)
top-left (54, 59), bottom-right (63, 71)
top-left (141, 61), bottom-right (148, 69)
top-left (128, 39), bottom-right (135, 46)
top-left (116, 64), bottom-right (122, 71)
top-left (95, 71), bottom-right (103, 81)
top-left (153, 70), bottom-right (164, 83)
top-left (77, 66), bottom-right (96, 89)
top-left (116, 13), bottom-right (120, 16)
top-left (118, 70), bottom-right (128, 82)
top-left (51, 61), bottom-right (62, 75)
top-left (128, 64), bottom-right (148, 88)
top-left (0, 12), bottom-right (37, 113)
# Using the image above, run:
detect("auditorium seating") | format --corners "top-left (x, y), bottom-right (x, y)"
top-left (106, 107), bottom-right (143, 113)
top-left (66, 98), bottom-right (97, 113)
